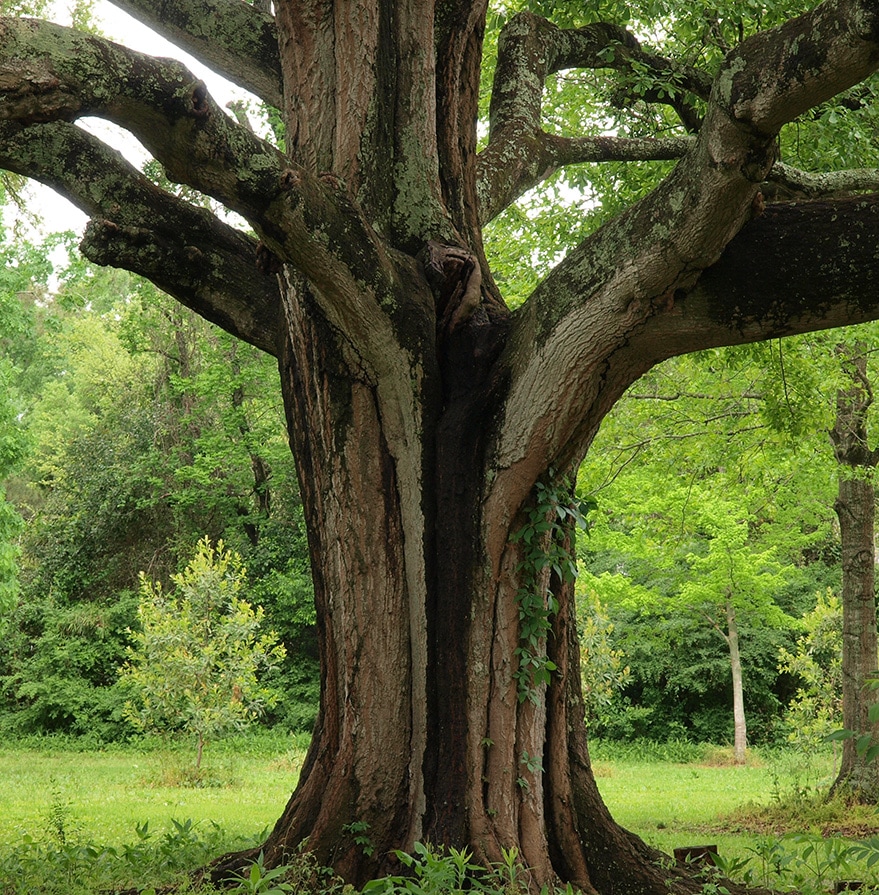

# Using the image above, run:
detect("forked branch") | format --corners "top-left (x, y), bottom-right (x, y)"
top-left (0, 119), bottom-right (281, 355)
top-left (478, 11), bottom-right (709, 222)
top-left (491, 0), bottom-right (879, 517)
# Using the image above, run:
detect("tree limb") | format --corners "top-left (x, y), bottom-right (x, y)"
top-left (477, 11), bottom-right (708, 222)
top-left (106, 0), bottom-right (282, 107)
top-left (491, 0), bottom-right (879, 502)
top-left (0, 18), bottom-right (285, 217)
top-left (666, 196), bottom-right (879, 350)
top-left (478, 134), bottom-right (693, 223)
top-left (0, 16), bottom-right (411, 371)
top-left (766, 162), bottom-right (879, 198)
top-left (0, 119), bottom-right (281, 355)
top-left (600, 196), bottom-right (879, 458)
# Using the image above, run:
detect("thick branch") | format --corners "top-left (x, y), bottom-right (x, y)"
top-left (434, 0), bottom-right (490, 248)
top-left (106, 0), bottom-right (282, 107)
top-left (0, 119), bottom-right (280, 355)
top-left (767, 161), bottom-right (879, 198)
top-left (0, 18), bottom-right (285, 216)
top-left (478, 12), bottom-right (708, 221)
top-left (667, 196), bottom-right (879, 349)
top-left (0, 17), bottom-right (409, 371)
top-left (489, 0), bottom-right (879, 521)
top-left (724, 2), bottom-right (879, 134)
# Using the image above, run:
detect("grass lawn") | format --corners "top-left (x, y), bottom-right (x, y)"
top-left (0, 738), bottom-right (843, 852)
top-left (1, 736), bottom-right (878, 893)
top-left (0, 733), bottom-right (304, 850)
top-left (593, 749), bottom-right (820, 857)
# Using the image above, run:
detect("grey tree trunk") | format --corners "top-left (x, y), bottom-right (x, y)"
top-left (830, 345), bottom-right (879, 801)
top-left (726, 599), bottom-right (748, 765)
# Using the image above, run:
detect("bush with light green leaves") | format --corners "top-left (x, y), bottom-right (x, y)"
top-left (120, 537), bottom-right (285, 769)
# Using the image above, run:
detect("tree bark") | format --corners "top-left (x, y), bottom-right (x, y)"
top-left (830, 345), bottom-right (879, 801)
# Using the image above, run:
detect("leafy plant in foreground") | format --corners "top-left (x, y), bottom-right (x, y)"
top-left (362, 841), bottom-right (578, 895)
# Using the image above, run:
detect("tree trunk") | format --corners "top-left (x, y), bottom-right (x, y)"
top-left (207, 276), bottom-right (685, 894)
top-left (726, 598), bottom-right (748, 765)
top-left (830, 345), bottom-right (879, 801)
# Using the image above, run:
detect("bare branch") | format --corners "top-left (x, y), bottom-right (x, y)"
top-left (0, 119), bottom-right (281, 355)
top-left (107, 0), bottom-right (282, 107)
top-left (0, 18), bottom-right (285, 218)
top-left (675, 196), bottom-right (879, 347)
top-left (478, 133), bottom-right (693, 223)
top-left (595, 196), bottom-right (879, 447)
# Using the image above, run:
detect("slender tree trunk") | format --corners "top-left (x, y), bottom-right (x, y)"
top-left (830, 345), bottom-right (879, 801)
top-left (726, 598), bottom-right (747, 765)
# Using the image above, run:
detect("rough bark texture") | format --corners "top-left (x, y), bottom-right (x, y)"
top-left (2, 0), bottom-right (879, 889)
top-left (830, 346), bottom-right (879, 801)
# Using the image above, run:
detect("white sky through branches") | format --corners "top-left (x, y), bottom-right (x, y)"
top-left (12, 1), bottom-right (252, 239)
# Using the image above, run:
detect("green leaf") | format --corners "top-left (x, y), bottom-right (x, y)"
top-left (822, 729), bottom-right (855, 743)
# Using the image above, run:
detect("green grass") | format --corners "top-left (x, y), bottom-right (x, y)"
top-left (0, 732), bottom-right (304, 850)
top-left (592, 745), bottom-right (822, 857)
top-left (1, 735), bottom-right (877, 893)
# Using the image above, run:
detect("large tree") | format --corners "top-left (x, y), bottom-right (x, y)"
top-left (2, 0), bottom-right (879, 889)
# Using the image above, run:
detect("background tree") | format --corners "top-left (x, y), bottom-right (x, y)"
top-left (120, 537), bottom-right (285, 770)
top-left (578, 465), bottom-right (807, 749)
top-left (675, 500), bottom-right (791, 763)
top-left (0, 208), bottom-right (54, 636)
top-left (713, 330), bottom-right (879, 797)
top-left (0, 255), bottom-right (316, 738)
top-left (577, 590), bottom-right (630, 733)
top-left (827, 342), bottom-right (879, 800)
top-left (2, 0), bottom-right (879, 889)
top-left (778, 589), bottom-right (843, 754)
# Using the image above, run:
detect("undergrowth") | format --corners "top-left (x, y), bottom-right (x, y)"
top-left (8, 832), bottom-right (879, 895)
top-left (589, 738), bottom-right (712, 764)
top-left (0, 818), bottom-right (240, 894)
top-left (693, 833), bottom-right (879, 894)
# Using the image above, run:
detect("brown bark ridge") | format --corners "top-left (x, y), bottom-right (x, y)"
top-left (2, 0), bottom-right (879, 890)
top-left (829, 344), bottom-right (879, 802)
